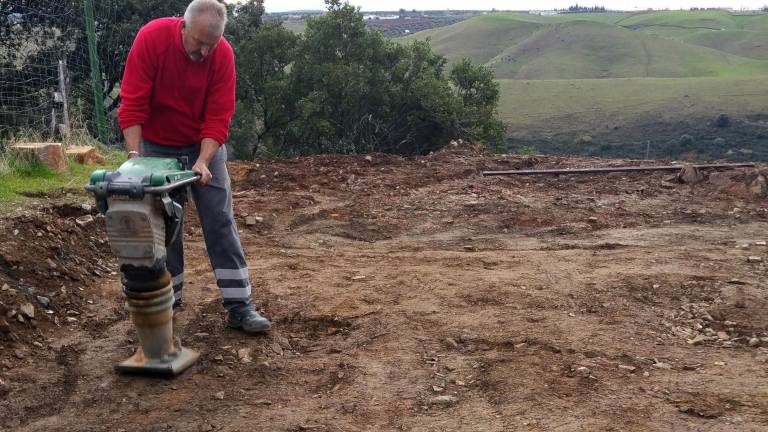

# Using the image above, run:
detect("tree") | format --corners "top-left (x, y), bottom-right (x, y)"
top-left (225, 0), bottom-right (265, 45)
top-left (450, 58), bottom-right (505, 151)
top-left (229, 19), bottom-right (298, 158)
top-left (0, 0), bottom-right (189, 141)
top-left (230, 0), bottom-right (504, 158)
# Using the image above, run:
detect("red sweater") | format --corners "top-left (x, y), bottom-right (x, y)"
top-left (118, 17), bottom-right (235, 146)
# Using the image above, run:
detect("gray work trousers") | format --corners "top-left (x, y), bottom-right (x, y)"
top-left (141, 140), bottom-right (253, 311)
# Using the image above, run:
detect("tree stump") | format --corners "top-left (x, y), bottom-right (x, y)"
top-left (9, 143), bottom-right (68, 172)
top-left (65, 146), bottom-right (106, 164)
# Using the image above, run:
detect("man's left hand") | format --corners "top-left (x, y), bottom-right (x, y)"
top-left (192, 161), bottom-right (213, 186)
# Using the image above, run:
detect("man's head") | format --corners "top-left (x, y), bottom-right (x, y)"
top-left (182, 0), bottom-right (227, 62)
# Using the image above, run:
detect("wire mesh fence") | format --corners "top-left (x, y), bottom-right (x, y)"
top-left (0, 0), bottom-right (190, 149)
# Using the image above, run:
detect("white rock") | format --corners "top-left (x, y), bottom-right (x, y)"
top-left (19, 302), bottom-right (34, 319)
top-left (747, 256), bottom-right (763, 263)
top-left (213, 391), bottom-right (225, 400)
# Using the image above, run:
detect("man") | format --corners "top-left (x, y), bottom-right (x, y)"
top-left (118, 0), bottom-right (270, 334)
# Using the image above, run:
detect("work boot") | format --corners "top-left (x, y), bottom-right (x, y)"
top-left (227, 306), bottom-right (271, 334)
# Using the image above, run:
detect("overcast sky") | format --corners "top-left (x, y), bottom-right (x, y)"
top-left (254, 1), bottom-right (767, 13)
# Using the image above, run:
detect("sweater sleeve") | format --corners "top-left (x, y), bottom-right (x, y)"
top-left (118, 27), bottom-right (156, 131)
top-left (199, 41), bottom-right (236, 144)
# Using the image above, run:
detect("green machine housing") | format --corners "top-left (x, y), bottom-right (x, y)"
top-left (87, 157), bottom-right (198, 271)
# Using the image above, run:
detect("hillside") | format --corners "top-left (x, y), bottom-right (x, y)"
top-left (406, 11), bottom-right (768, 160)
top-left (497, 76), bottom-right (768, 159)
top-left (407, 11), bottom-right (768, 79)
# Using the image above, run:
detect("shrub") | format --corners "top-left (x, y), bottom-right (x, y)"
top-left (715, 113), bottom-right (730, 128)
top-left (574, 135), bottom-right (593, 145)
top-left (516, 145), bottom-right (537, 155)
top-left (679, 134), bottom-right (694, 147)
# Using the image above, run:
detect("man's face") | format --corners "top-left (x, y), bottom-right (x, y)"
top-left (181, 15), bottom-right (222, 62)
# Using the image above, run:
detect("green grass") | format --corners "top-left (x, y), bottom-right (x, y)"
top-left (496, 75), bottom-right (768, 144)
top-left (0, 147), bottom-right (123, 212)
top-left (281, 19), bottom-right (307, 34)
top-left (407, 11), bottom-right (768, 79)
top-left (497, 75), bottom-right (768, 160)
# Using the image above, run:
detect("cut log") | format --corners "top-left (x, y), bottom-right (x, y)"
top-left (65, 146), bottom-right (106, 165)
top-left (9, 142), bottom-right (67, 172)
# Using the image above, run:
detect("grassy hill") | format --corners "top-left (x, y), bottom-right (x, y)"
top-left (405, 11), bottom-right (768, 160)
top-left (406, 11), bottom-right (768, 79)
top-left (498, 76), bottom-right (768, 160)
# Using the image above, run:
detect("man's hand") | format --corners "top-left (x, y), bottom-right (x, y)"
top-left (192, 160), bottom-right (213, 186)
top-left (123, 125), bottom-right (143, 160)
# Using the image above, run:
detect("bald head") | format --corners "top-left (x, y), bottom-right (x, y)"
top-left (182, 0), bottom-right (227, 62)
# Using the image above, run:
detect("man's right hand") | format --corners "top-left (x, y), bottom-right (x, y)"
top-left (123, 125), bottom-right (143, 160)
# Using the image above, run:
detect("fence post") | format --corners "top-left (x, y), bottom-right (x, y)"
top-left (84, 0), bottom-right (108, 144)
top-left (57, 59), bottom-right (71, 138)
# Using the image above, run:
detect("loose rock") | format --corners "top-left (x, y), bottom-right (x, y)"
top-left (75, 215), bottom-right (94, 227)
top-left (213, 391), bottom-right (225, 400)
top-left (36, 296), bottom-right (50, 307)
top-left (19, 303), bottom-right (34, 319)
top-left (574, 366), bottom-right (591, 378)
top-left (237, 348), bottom-right (252, 363)
top-left (428, 395), bottom-right (458, 407)
top-left (271, 342), bottom-right (284, 355)
top-left (677, 164), bottom-right (703, 184)
top-left (687, 334), bottom-right (709, 345)
top-left (0, 319), bottom-right (11, 334)
top-left (747, 256), bottom-right (763, 263)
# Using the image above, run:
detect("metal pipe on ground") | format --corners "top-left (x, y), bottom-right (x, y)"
top-left (482, 163), bottom-right (756, 177)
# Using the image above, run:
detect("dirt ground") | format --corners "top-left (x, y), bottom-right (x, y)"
top-left (1, 144), bottom-right (768, 431)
